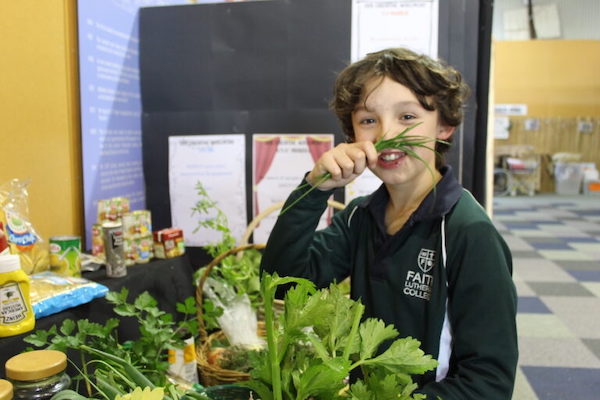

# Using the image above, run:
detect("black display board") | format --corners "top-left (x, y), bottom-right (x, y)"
top-left (139, 0), bottom-right (493, 265)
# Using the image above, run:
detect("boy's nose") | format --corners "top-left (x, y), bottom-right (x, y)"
top-left (378, 122), bottom-right (398, 142)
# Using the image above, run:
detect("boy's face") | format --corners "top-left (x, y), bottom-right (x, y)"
top-left (351, 76), bottom-right (454, 187)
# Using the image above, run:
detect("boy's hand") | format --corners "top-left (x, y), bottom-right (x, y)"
top-left (306, 141), bottom-right (378, 191)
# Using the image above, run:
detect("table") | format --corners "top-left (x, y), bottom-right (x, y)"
top-left (0, 255), bottom-right (196, 378)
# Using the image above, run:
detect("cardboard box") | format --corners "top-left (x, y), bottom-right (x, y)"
top-left (153, 228), bottom-right (185, 258)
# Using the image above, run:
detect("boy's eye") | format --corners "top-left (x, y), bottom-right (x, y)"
top-left (360, 118), bottom-right (376, 125)
top-left (401, 114), bottom-right (416, 121)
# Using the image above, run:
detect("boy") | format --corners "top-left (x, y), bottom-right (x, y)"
top-left (261, 48), bottom-right (518, 399)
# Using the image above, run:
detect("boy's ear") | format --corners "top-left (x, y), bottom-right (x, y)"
top-left (437, 124), bottom-right (455, 140)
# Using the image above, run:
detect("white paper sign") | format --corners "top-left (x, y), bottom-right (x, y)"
top-left (495, 104), bottom-right (528, 116)
top-left (494, 117), bottom-right (510, 140)
top-left (345, 169), bottom-right (382, 203)
top-left (169, 135), bottom-right (247, 247)
top-left (351, 0), bottom-right (439, 61)
top-left (252, 134), bottom-right (335, 243)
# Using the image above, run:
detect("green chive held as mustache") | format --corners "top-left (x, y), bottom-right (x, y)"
top-left (279, 122), bottom-right (449, 215)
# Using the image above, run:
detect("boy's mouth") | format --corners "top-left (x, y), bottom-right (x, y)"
top-left (377, 150), bottom-right (406, 168)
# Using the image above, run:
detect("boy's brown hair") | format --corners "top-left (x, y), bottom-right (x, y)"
top-left (331, 48), bottom-right (470, 163)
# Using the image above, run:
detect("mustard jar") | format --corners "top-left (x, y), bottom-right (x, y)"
top-left (0, 254), bottom-right (35, 337)
top-left (0, 379), bottom-right (13, 400)
top-left (5, 350), bottom-right (71, 399)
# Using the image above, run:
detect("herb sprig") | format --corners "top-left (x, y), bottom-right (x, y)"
top-left (280, 122), bottom-right (449, 215)
top-left (191, 181), bottom-right (263, 330)
top-left (24, 289), bottom-right (198, 392)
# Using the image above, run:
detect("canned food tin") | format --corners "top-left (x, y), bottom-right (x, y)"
top-left (49, 236), bottom-right (81, 277)
top-left (91, 224), bottom-right (105, 260)
top-left (102, 222), bottom-right (127, 278)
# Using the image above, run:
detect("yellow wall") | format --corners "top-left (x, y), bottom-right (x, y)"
top-left (494, 40), bottom-right (600, 117)
top-left (0, 0), bottom-right (82, 240)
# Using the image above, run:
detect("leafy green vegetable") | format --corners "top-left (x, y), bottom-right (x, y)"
top-left (25, 289), bottom-right (199, 394)
top-left (191, 181), bottom-right (264, 329)
top-left (242, 273), bottom-right (438, 400)
top-left (191, 182), bottom-right (236, 258)
top-left (47, 346), bottom-right (210, 400)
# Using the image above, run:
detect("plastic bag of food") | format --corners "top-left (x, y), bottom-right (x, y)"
top-left (0, 179), bottom-right (49, 274)
top-left (203, 277), bottom-right (264, 348)
top-left (30, 272), bottom-right (109, 318)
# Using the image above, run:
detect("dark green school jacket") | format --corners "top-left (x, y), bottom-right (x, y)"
top-left (261, 166), bottom-right (518, 400)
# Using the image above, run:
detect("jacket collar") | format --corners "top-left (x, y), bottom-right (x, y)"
top-left (358, 165), bottom-right (463, 224)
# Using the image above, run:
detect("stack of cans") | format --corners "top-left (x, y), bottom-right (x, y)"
top-left (122, 210), bottom-right (154, 265)
top-left (92, 197), bottom-right (131, 261)
top-left (93, 197), bottom-right (153, 278)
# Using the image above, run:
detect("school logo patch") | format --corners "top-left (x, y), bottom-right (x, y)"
top-left (417, 248), bottom-right (436, 273)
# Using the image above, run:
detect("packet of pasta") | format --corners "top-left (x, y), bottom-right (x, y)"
top-left (0, 179), bottom-right (49, 274)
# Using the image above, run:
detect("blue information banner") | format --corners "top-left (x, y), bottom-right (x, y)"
top-left (78, 0), bottom-right (194, 249)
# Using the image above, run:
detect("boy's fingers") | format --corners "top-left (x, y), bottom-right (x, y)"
top-left (356, 141), bottom-right (379, 168)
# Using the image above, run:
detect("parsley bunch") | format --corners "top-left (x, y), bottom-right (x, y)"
top-left (24, 289), bottom-right (198, 394)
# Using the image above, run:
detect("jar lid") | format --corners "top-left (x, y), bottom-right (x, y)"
top-left (0, 379), bottom-right (13, 400)
top-left (5, 350), bottom-right (67, 381)
top-left (0, 254), bottom-right (20, 273)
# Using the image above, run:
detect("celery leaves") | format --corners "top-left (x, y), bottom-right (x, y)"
top-left (243, 272), bottom-right (438, 400)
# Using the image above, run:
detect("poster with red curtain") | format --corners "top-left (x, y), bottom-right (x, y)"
top-left (252, 134), bottom-right (334, 243)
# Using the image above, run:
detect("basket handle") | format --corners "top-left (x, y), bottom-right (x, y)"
top-left (239, 199), bottom-right (345, 246)
top-left (195, 243), bottom-right (266, 342)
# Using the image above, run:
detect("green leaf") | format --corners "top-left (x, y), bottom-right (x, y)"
top-left (79, 320), bottom-right (108, 338)
top-left (348, 380), bottom-right (372, 400)
top-left (106, 287), bottom-right (129, 304)
top-left (113, 304), bottom-right (137, 317)
top-left (295, 360), bottom-right (348, 400)
top-left (366, 373), bottom-right (401, 399)
top-left (313, 284), bottom-right (362, 356)
top-left (358, 319), bottom-right (399, 360)
top-left (176, 297), bottom-right (197, 314)
top-left (59, 319), bottom-right (76, 336)
top-left (240, 380), bottom-right (274, 400)
top-left (303, 331), bottom-right (330, 361)
top-left (362, 336), bottom-right (438, 375)
top-left (23, 329), bottom-right (52, 347)
top-left (134, 291), bottom-right (157, 310)
top-left (283, 285), bottom-right (327, 332)
top-left (102, 318), bottom-right (120, 335)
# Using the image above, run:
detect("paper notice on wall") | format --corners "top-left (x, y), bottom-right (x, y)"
top-left (494, 117), bottom-right (510, 140)
top-left (345, 169), bottom-right (382, 203)
top-left (252, 134), bottom-right (335, 244)
top-left (351, 0), bottom-right (439, 61)
top-left (169, 135), bottom-right (246, 247)
top-left (495, 104), bottom-right (528, 116)
top-left (503, 7), bottom-right (530, 40)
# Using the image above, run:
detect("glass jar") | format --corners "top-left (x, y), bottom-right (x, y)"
top-left (5, 350), bottom-right (71, 399)
top-left (0, 379), bottom-right (13, 400)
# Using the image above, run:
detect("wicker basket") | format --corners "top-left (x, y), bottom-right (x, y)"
top-left (238, 199), bottom-right (345, 247)
top-left (195, 243), bottom-right (266, 386)
top-left (196, 200), bottom-right (345, 386)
